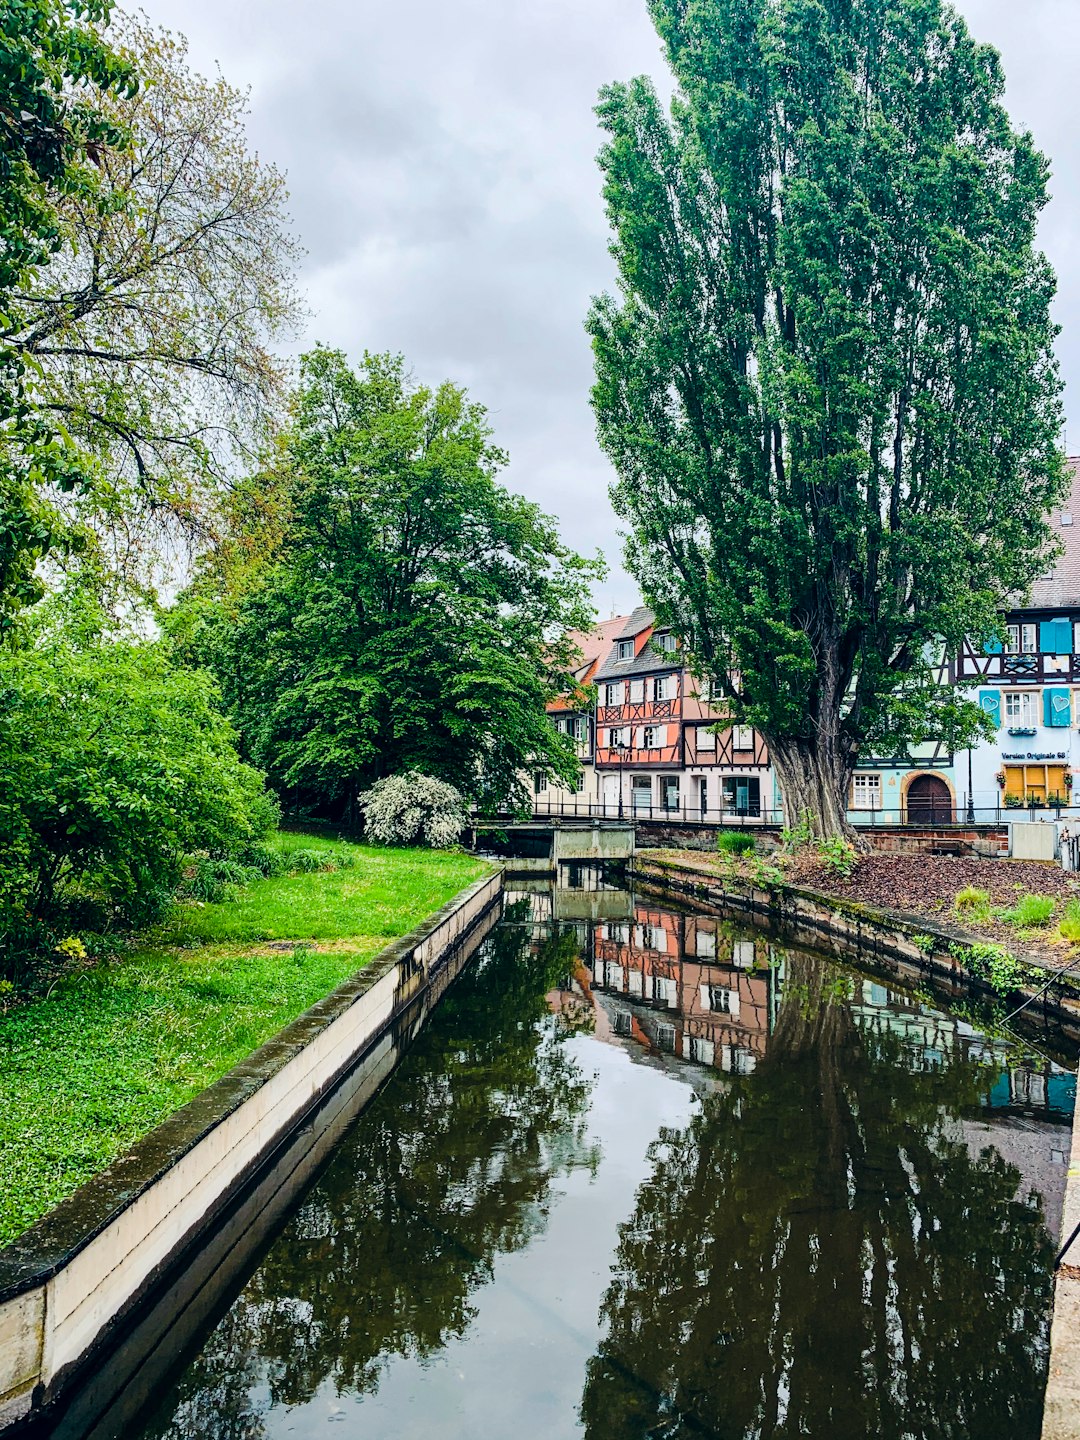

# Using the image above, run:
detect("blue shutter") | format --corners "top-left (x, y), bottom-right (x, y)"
top-left (979, 691), bottom-right (1002, 729)
top-left (1045, 687), bottom-right (1072, 728)
top-left (1041, 618), bottom-right (1072, 655)
top-left (983, 634), bottom-right (1003, 655)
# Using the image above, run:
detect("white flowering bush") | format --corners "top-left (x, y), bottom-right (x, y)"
top-left (357, 772), bottom-right (468, 849)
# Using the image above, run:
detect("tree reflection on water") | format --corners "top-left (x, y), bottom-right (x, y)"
top-left (141, 908), bottom-right (599, 1440)
top-left (579, 954), bottom-right (1055, 1440)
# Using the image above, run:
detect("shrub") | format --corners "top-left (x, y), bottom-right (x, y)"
top-left (357, 772), bottom-right (468, 849)
top-left (181, 857), bottom-right (263, 905)
top-left (999, 894), bottom-right (1055, 928)
top-left (0, 636), bottom-right (278, 979)
top-left (716, 830), bottom-right (755, 855)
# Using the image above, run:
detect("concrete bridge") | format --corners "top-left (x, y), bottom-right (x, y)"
top-left (469, 818), bottom-right (635, 872)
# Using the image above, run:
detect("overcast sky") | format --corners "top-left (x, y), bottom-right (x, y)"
top-left (138, 0), bottom-right (1080, 618)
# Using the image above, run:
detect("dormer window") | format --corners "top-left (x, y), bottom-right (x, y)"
top-left (656, 633), bottom-right (678, 653)
top-left (616, 640), bottom-right (634, 660)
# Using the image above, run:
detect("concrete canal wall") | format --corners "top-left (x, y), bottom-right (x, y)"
top-left (0, 870), bottom-right (503, 1433)
top-left (1045, 1096), bottom-right (1080, 1440)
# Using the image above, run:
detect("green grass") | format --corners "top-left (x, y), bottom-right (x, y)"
top-left (1061, 899), bottom-right (1080, 944)
top-left (997, 893), bottom-right (1056, 929)
top-left (0, 838), bottom-right (488, 1248)
top-left (954, 886), bottom-right (991, 920)
top-left (716, 830), bottom-right (756, 856)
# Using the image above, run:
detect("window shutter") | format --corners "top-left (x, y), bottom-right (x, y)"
top-left (1046, 687), bottom-right (1072, 727)
top-left (979, 691), bottom-right (1002, 729)
top-left (1041, 619), bottom-right (1071, 655)
top-left (983, 634), bottom-right (1003, 656)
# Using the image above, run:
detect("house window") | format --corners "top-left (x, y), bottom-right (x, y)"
top-left (1007, 624), bottom-right (1020, 654)
top-left (708, 986), bottom-right (735, 1014)
top-left (688, 1036), bottom-right (715, 1065)
top-left (656, 632), bottom-right (678, 653)
top-left (654, 675), bottom-right (674, 701)
top-left (661, 776), bottom-right (680, 811)
top-left (535, 773), bottom-right (546, 792)
top-left (851, 773), bottom-right (882, 811)
top-left (1006, 624), bottom-right (1037, 654)
top-left (732, 724), bottom-right (754, 750)
top-left (722, 776), bottom-right (761, 816)
top-left (613, 1011), bottom-right (633, 1036)
top-left (642, 725), bottom-right (658, 749)
top-left (605, 682), bottom-right (625, 706)
top-left (573, 772), bottom-right (586, 794)
top-left (1005, 691), bottom-right (1039, 728)
top-left (616, 639), bottom-right (634, 660)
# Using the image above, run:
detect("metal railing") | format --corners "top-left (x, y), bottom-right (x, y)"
top-left (491, 795), bottom-right (1080, 829)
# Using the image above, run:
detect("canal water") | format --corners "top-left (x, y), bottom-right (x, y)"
top-left (121, 869), bottom-right (1074, 1440)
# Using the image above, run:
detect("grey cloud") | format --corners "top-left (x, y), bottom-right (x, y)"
top-left (137, 0), bottom-right (1080, 615)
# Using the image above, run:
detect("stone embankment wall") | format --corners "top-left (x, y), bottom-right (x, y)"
top-left (0, 870), bottom-right (502, 1432)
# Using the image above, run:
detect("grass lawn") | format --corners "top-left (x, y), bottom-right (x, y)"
top-left (0, 834), bottom-right (489, 1249)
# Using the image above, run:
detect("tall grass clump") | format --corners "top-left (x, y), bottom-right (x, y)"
top-left (954, 887), bottom-right (990, 920)
top-left (999, 894), bottom-right (1056, 928)
top-left (1060, 899), bottom-right (1080, 944)
top-left (717, 831), bottom-right (756, 856)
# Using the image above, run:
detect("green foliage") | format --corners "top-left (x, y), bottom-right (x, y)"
top-left (0, 0), bottom-right (136, 626)
top-left (998, 894), bottom-right (1055, 929)
top-left (0, 841), bottom-right (489, 1244)
top-left (170, 348), bottom-right (602, 816)
top-left (817, 836), bottom-right (857, 879)
top-left (911, 934), bottom-right (935, 956)
top-left (948, 940), bottom-right (1024, 995)
top-left (716, 830), bottom-right (755, 856)
top-left (1059, 899), bottom-right (1080, 945)
top-left (588, 0), bottom-right (1064, 835)
top-left (954, 887), bottom-right (991, 921)
top-left (0, 625), bottom-right (276, 979)
top-left (358, 772), bottom-right (469, 849)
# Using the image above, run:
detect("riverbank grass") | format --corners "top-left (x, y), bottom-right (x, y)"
top-left (0, 835), bottom-right (489, 1248)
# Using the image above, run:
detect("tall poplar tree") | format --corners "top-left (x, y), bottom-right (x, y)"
top-left (589, 0), bottom-right (1065, 837)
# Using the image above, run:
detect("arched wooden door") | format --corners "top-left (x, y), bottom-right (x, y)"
top-left (905, 774), bottom-right (953, 824)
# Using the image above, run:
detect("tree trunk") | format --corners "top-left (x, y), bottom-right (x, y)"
top-left (766, 732), bottom-right (859, 844)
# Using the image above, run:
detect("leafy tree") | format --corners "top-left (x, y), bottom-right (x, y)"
top-left (5, 13), bottom-right (301, 606)
top-left (173, 348), bottom-right (602, 817)
top-left (588, 0), bottom-right (1065, 837)
top-left (0, 0), bottom-right (135, 626)
top-left (0, 614), bottom-right (277, 974)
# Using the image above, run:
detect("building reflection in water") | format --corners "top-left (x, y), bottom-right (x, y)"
top-left (509, 865), bottom-right (1077, 1133)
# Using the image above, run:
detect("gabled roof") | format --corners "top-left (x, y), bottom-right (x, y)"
top-left (614, 605), bottom-right (655, 642)
top-left (568, 614), bottom-right (630, 684)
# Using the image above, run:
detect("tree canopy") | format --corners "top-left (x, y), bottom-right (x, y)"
top-left (5, 13), bottom-right (301, 607)
top-left (0, 0), bottom-right (135, 627)
top-left (172, 348), bottom-right (602, 817)
top-left (589, 0), bottom-right (1065, 836)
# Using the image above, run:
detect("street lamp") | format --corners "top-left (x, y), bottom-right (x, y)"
top-left (966, 746), bottom-right (975, 825)
top-left (613, 737), bottom-right (630, 819)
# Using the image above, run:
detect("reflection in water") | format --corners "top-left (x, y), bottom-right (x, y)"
top-left (127, 876), bottom-right (1074, 1440)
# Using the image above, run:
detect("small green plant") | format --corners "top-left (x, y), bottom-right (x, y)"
top-left (948, 940), bottom-right (1024, 995)
top-left (817, 835), bottom-right (856, 879)
top-left (53, 936), bottom-right (88, 963)
top-left (716, 830), bottom-right (756, 856)
top-left (998, 893), bottom-right (1055, 929)
top-left (1060, 899), bottom-right (1080, 944)
top-left (954, 886), bottom-right (990, 919)
top-left (747, 854), bottom-right (782, 886)
top-left (780, 814), bottom-right (815, 850)
top-left (911, 933), bottom-right (935, 956)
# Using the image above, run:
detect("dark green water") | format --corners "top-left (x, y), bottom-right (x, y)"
top-left (129, 880), bottom-right (1076, 1440)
